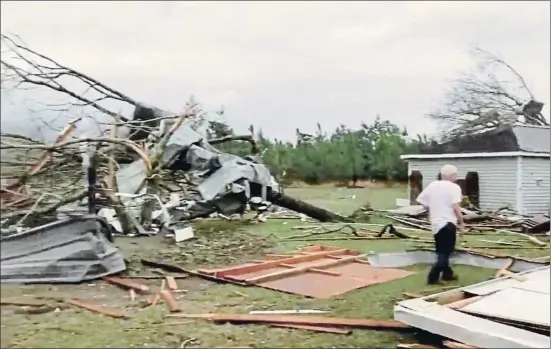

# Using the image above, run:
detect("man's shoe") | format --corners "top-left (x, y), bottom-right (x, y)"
top-left (442, 274), bottom-right (458, 282)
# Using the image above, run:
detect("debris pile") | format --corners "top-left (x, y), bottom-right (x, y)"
top-left (348, 203), bottom-right (550, 249)
top-left (1, 34), bottom-right (549, 349)
top-left (396, 265), bottom-right (550, 348)
top-left (0, 35), bottom-right (350, 284)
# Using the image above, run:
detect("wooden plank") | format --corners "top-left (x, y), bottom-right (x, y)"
top-left (1, 298), bottom-right (49, 307)
top-left (494, 258), bottom-right (514, 278)
top-left (494, 269), bottom-right (527, 281)
top-left (434, 291), bottom-right (466, 305)
top-left (269, 323), bottom-right (351, 334)
top-left (240, 254), bottom-right (368, 284)
top-left (167, 313), bottom-right (411, 330)
top-left (165, 276), bottom-right (179, 290)
top-left (103, 276), bottom-right (149, 292)
top-left (264, 254), bottom-right (292, 260)
top-left (443, 340), bottom-right (480, 348)
top-left (402, 292), bottom-right (423, 299)
top-left (66, 299), bottom-right (126, 318)
top-left (309, 268), bottom-right (341, 276)
top-left (160, 290), bottom-right (181, 313)
top-left (202, 249), bottom-right (351, 278)
top-left (446, 296), bottom-right (484, 310)
top-left (397, 344), bottom-right (440, 349)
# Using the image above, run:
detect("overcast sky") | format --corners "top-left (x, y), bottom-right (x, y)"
top-left (1, 1), bottom-right (549, 141)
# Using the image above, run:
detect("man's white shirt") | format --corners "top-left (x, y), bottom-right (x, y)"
top-left (416, 180), bottom-right (462, 234)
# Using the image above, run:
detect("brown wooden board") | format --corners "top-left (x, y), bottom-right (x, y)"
top-left (196, 245), bottom-right (415, 298)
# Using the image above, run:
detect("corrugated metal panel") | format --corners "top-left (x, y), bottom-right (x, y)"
top-left (520, 157), bottom-right (550, 215)
top-left (0, 215), bottom-right (126, 283)
top-left (407, 158), bottom-right (517, 211)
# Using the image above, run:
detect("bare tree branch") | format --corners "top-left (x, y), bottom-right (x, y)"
top-left (1, 34), bottom-right (133, 123)
top-left (429, 46), bottom-right (548, 139)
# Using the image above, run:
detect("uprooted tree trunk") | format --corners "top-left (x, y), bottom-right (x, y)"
top-left (268, 191), bottom-right (350, 222)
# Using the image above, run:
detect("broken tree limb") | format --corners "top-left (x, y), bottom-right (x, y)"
top-left (385, 215), bottom-right (431, 231)
top-left (209, 135), bottom-right (259, 155)
top-left (0, 189), bottom-right (87, 224)
top-left (100, 123), bottom-right (137, 235)
top-left (1, 34), bottom-right (135, 123)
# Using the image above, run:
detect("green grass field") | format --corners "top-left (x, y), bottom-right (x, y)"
top-left (1, 185), bottom-right (548, 348)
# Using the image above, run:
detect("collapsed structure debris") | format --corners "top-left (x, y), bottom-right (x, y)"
top-left (1, 215), bottom-right (125, 283)
top-left (352, 203), bottom-right (550, 248)
top-left (0, 34), bottom-right (351, 284)
top-left (1, 34), bottom-right (549, 348)
top-left (395, 266), bottom-right (551, 348)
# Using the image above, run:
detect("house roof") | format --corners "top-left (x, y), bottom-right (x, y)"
top-left (402, 124), bottom-right (550, 160)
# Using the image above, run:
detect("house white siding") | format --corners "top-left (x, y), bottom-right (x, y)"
top-left (407, 158), bottom-right (518, 211)
top-left (520, 157), bottom-right (551, 216)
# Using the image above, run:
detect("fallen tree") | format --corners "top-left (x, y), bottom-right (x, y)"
top-left (0, 33), bottom-right (348, 234)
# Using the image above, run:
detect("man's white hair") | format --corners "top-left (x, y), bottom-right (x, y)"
top-left (440, 164), bottom-right (458, 179)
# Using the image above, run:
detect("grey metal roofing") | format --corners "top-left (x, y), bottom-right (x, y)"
top-left (512, 125), bottom-right (550, 153)
top-left (413, 124), bottom-right (550, 155)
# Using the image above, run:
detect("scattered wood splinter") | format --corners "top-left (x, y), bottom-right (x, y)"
top-left (65, 298), bottom-right (126, 318)
top-left (160, 290), bottom-right (181, 313)
top-left (165, 276), bottom-right (179, 290)
top-left (103, 276), bottom-right (149, 293)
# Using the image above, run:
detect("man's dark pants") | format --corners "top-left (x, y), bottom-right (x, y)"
top-left (428, 222), bottom-right (457, 284)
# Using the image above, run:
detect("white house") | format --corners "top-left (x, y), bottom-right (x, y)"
top-left (401, 124), bottom-right (550, 216)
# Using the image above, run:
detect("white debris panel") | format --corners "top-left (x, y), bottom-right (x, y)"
top-left (394, 266), bottom-right (551, 348)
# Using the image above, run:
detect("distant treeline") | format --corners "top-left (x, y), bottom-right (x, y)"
top-left (207, 116), bottom-right (433, 184)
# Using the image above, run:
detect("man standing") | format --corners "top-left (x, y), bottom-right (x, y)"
top-left (416, 164), bottom-right (465, 284)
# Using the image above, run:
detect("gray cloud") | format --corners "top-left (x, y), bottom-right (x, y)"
top-left (1, 1), bottom-right (549, 140)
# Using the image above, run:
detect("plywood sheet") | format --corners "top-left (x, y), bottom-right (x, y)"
top-left (258, 272), bottom-right (372, 298)
top-left (258, 265), bottom-right (414, 298)
top-left (460, 287), bottom-right (550, 327)
top-left (196, 246), bottom-right (414, 298)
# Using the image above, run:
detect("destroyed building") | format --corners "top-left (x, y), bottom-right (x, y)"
top-left (401, 124), bottom-right (550, 215)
